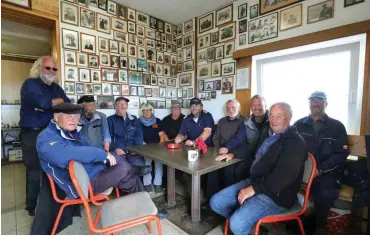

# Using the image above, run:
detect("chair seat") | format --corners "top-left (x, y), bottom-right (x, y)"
top-left (100, 187), bottom-right (113, 196)
top-left (100, 191), bottom-right (158, 228)
top-left (263, 202), bottom-right (302, 219)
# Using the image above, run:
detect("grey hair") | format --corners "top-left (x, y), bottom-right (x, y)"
top-left (29, 56), bottom-right (56, 78)
top-left (139, 103), bottom-right (155, 116)
top-left (251, 94), bottom-right (267, 108)
top-left (225, 99), bottom-right (241, 112)
top-left (270, 102), bottom-right (293, 118)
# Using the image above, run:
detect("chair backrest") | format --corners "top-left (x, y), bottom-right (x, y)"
top-left (298, 153), bottom-right (317, 214)
top-left (302, 153), bottom-right (315, 184)
top-left (46, 173), bottom-right (66, 203)
top-left (69, 160), bottom-right (89, 200)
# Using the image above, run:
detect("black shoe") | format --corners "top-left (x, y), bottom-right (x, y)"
top-left (154, 185), bottom-right (163, 194)
top-left (144, 184), bottom-right (154, 192)
top-left (139, 165), bottom-right (152, 176)
top-left (25, 207), bottom-right (35, 216)
top-left (157, 209), bottom-right (169, 219)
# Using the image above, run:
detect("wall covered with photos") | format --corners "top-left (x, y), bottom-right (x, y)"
top-left (59, 0), bottom-right (194, 118)
top-left (235, 0), bottom-right (370, 51)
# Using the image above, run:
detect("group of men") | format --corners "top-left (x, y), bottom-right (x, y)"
top-left (20, 56), bottom-right (349, 234)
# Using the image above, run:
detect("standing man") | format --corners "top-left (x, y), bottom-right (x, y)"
top-left (294, 91), bottom-right (349, 232)
top-left (19, 56), bottom-right (70, 216)
top-left (161, 101), bottom-right (185, 141)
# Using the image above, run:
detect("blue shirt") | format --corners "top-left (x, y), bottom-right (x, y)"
top-left (178, 111), bottom-right (215, 146)
top-left (140, 118), bottom-right (162, 144)
top-left (79, 112), bottom-right (111, 148)
top-left (107, 113), bottom-right (143, 151)
top-left (19, 78), bottom-right (70, 128)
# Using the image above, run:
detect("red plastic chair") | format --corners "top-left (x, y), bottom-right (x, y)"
top-left (224, 153), bottom-right (317, 235)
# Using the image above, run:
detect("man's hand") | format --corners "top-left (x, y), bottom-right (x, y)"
top-left (52, 98), bottom-right (64, 106)
top-left (314, 168), bottom-right (320, 178)
top-left (219, 147), bottom-right (229, 155)
top-left (174, 136), bottom-right (182, 144)
top-left (237, 186), bottom-right (255, 205)
top-left (215, 153), bottom-right (234, 162)
top-left (115, 148), bottom-right (125, 155)
top-left (185, 140), bottom-right (194, 147)
top-left (106, 152), bottom-right (117, 166)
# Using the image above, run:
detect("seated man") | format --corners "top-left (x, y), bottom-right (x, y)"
top-left (161, 101), bottom-right (185, 141)
top-left (210, 102), bottom-right (306, 235)
top-left (37, 103), bottom-right (146, 199)
top-left (294, 91), bottom-right (349, 232)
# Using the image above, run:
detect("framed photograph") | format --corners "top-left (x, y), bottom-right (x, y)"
top-left (198, 80), bottom-right (204, 92)
top-left (239, 34), bottom-right (247, 46)
top-left (128, 45), bottom-right (137, 57)
top-left (172, 25), bottom-right (177, 35)
top-left (98, 37), bottom-right (109, 52)
top-left (211, 91), bottom-right (216, 99)
top-left (185, 47), bottom-right (192, 60)
top-left (80, 33), bottom-right (96, 54)
top-left (177, 63), bottom-right (182, 73)
top-left (137, 47), bottom-right (147, 60)
top-left (260, 0), bottom-right (299, 15)
top-left (215, 46), bottom-right (224, 60)
top-left (250, 4), bottom-right (259, 19)
top-left (219, 22), bottom-right (236, 43)
top-left (139, 97), bottom-right (147, 107)
top-left (137, 25), bottom-right (145, 38)
top-left (144, 88), bottom-right (152, 97)
top-left (177, 73), bottom-right (191, 87)
top-left (98, 0), bottom-right (107, 11)
top-left (128, 21), bottom-right (136, 34)
top-left (3, 0), bottom-right (31, 9)
top-left (137, 59), bottom-right (147, 72)
top-left (118, 69), bottom-right (128, 83)
top-left (96, 13), bottom-right (111, 34)
top-left (166, 87), bottom-right (177, 98)
top-left (76, 83), bottom-right (85, 94)
top-left (198, 34), bottom-right (210, 50)
top-left (165, 99), bottom-right (171, 108)
top-left (136, 11), bottom-right (149, 26)
top-left (159, 87), bottom-right (166, 98)
top-left (61, 2), bottom-right (79, 26)
top-left (128, 8), bottom-right (136, 21)
top-left (112, 84), bottom-right (121, 95)
top-left (221, 62), bottom-right (235, 76)
top-left (149, 16), bottom-right (157, 29)
top-left (101, 68), bottom-right (118, 82)
top-left (76, 0), bottom-right (88, 6)
top-left (170, 66), bottom-right (176, 78)
top-left (238, 3), bottom-right (247, 20)
top-left (183, 60), bottom-right (194, 72)
top-left (109, 40), bottom-right (119, 53)
top-left (156, 64), bottom-right (163, 76)
top-left (211, 61), bottom-right (221, 77)
top-left (157, 101), bottom-right (165, 109)
top-left (178, 50), bottom-right (184, 63)
top-left (146, 29), bottom-right (156, 40)
top-left (117, 4), bottom-right (127, 19)
top-left (121, 84), bottom-right (130, 96)
top-left (163, 65), bottom-right (171, 77)
top-left (128, 34), bottom-right (136, 45)
top-left (119, 42), bottom-right (127, 55)
top-left (113, 31), bottom-right (127, 42)
top-left (62, 28), bottom-right (79, 51)
top-left (120, 56), bottom-right (128, 69)
top-left (157, 19), bottom-right (164, 32)
top-left (99, 52), bottom-right (110, 67)
top-left (224, 41), bottom-right (235, 58)
top-left (198, 13), bottom-right (214, 34)
top-left (183, 32), bottom-right (194, 47)
top-left (150, 75), bottom-right (157, 85)
top-left (80, 7), bottom-right (95, 30)
top-left (128, 71), bottom-right (143, 84)
top-left (147, 100), bottom-right (157, 108)
top-left (184, 19), bottom-right (194, 33)
top-left (89, 0), bottom-right (97, 8)
top-left (127, 97), bottom-right (140, 109)
top-left (198, 64), bottom-right (211, 79)
top-left (214, 80), bottom-right (221, 90)
top-left (130, 86), bottom-right (138, 96)
top-left (77, 52), bottom-right (88, 67)
top-left (156, 51), bottom-right (164, 63)
top-left (216, 4), bottom-right (233, 27)
top-left (204, 81), bottom-right (214, 91)
top-left (176, 88), bottom-right (182, 98)
top-left (177, 38), bottom-right (183, 49)
top-left (110, 55), bottom-right (120, 68)
top-left (165, 23), bottom-right (172, 34)
top-left (148, 62), bottom-right (156, 74)
top-left (93, 84), bottom-right (102, 95)
top-left (128, 57), bottom-right (137, 71)
top-left (64, 51), bottom-right (76, 65)
top-left (239, 19), bottom-right (248, 33)
top-left (79, 68), bottom-right (90, 82)
top-left (248, 12), bottom-right (278, 44)
top-left (111, 17), bottom-right (127, 33)
top-left (177, 23), bottom-right (183, 35)
top-left (207, 47), bottom-right (215, 62)
top-left (307, 0), bottom-right (334, 24)
top-left (88, 54), bottom-right (99, 68)
top-left (138, 86), bottom-right (145, 97)
top-left (280, 4), bottom-right (302, 31)
top-left (171, 55), bottom-right (177, 66)
top-left (198, 50), bottom-right (207, 63)
top-left (68, 95), bottom-right (78, 104)
top-left (161, 34), bottom-right (167, 43)
top-left (188, 88), bottom-right (194, 97)
top-left (84, 83), bottom-right (93, 94)
top-left (91, 70), bottom-right (101, 83)
top-left (64, 82), bottom-right (75, 95)
top-left (107, 0), bottom-right (117, 15)
top-left (344, 0), bottom-right (365, 7)
top-left (211, 32), bottom-right (219, 46)
top-left (97, 96), bottom-right (114, 109)
top-left (158, 77), bottom-right (167, 86)
top-left (221, 77), bottom-right (233, 94)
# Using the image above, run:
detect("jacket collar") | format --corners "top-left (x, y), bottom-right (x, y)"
top-left (115, 113), bottom-right (135, 120)
top-left (80, 112), bottom-right (101, 124)
top-left (303, 113), bottom-right (329, 125)
top-left (50, 120), bottom-right (82, 141)
top-left (245, 110), bottom-right (269, 129)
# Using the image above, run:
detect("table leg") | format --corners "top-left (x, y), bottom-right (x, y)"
top-left (191, 174), bottom-right (201, 222)
top-left (167, 166), bottom-right (176, 207)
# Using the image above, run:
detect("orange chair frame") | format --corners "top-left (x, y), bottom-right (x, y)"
top-left (224, 153), bottom-right (317, 235)
top-left (68, 160), bottom-right (163, 235)
top-left (46, 174), bottom-right (120, 235)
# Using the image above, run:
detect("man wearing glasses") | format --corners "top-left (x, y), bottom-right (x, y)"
top-left (19, 56), bottom-right (70, 216)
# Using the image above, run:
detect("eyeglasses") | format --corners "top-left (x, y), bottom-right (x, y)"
top-left (142, 109), bottom-right (152, 112)
top-left (44, 66), bottom-right (58, 72)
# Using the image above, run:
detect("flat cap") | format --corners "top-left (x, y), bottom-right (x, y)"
top-left (114, 96), bottom-right (130, 103)
top-left (309, 91), bottom-right (327, 100)
top-left (190, 98), bottom-right (202, 106)
top-left (53, 103), bottom-right (82, 114)
top-left (77, 95), bottom-right (95, 104)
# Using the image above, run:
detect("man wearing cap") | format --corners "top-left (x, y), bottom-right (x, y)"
top-left (20, 56), bottom-right (70, 216)
top-left (294, 91), bottom-right (349, 232)
top-left (161, 101), bottom-right (185, 141)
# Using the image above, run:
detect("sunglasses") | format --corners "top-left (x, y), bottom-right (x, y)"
top-left (44, 66), bottom-right (58, 72)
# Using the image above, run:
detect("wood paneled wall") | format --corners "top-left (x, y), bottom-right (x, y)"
top-left (236, 57), bottom-right (252, 118)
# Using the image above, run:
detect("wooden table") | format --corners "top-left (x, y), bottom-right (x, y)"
top-left (127, 143), bottom-right (241, 222)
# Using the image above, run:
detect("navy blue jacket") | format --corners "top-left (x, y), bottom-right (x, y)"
top-left (37, 121), bottom-right (107, 199)
top-left (293, 114), bottom-right (349, 174)
top-left (140, 118), bottom-right (162, 144)
top-left (107, 113), bottom-right (144, 151)
top-left (178, 111), bottom-right (214, 146)
top-left (19, 78), bottom-right (70, 128)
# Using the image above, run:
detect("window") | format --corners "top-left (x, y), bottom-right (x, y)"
top-left (252, 34), bottom-right (366, 134)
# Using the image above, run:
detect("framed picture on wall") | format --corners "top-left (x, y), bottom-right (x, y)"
top-left (80, 7), bottom-right (95, 30)
top-left (239, 19), bottom-right (248, 34)
top-left (150, 16), bottom-right (157, 29)
top-left (88, 54), bottom-right (99, 68)
top-left (259, 0), bottom-right (299, 15)
top-left (198, 34), bottom-right (210, 50)
top-left (184, 19), bottom-right (194, 33)
top-left (76, 83), bottom-right (85, 94)
top-left (3, 0), bottom-right (31, 9)
top-left (64, 82), bottom-right (75, 95)
top-left (110, 55), bottom-right (120, 68)
top-left (64, 51), bottom-right (76, 66)
top-left (110, 40), bottom-right (119, 53)
top-left (136, 11), bottom-right (149, 26)
top-left (111, 17), bottom-right (127, 33)
top-left (98, 37), bottom-right (109, 52)
top-left (80, 33), bottom-right (96, 54)
top-left (215, 45), bottom-right (224, 60)
top-left (307, 0), bottom-right (334, 24)
top-left (198, 12), bottom-right (214, 34)
top-left (79, 68), bottom-right (90, 82)
top-left (89, 0), bottom-right (97, 7)
top-left (165, 23), bottom-right (172, 34)
top-left (107, 0), bottom-right (117, 15)
top-left (127, 8), bottom-right (136, 21)
top-left (99, 53), bottom-right (110, 67)
top-left (97, 96), bottom-right (115, 109)
top-left (204, 81), bottom-right (214, 91)
top-left (183, 32), bottom-right (194, 47)
top-left (62, 28), bottom-right (79, 51)
top-left (117, 4), bottom-right (127, 19)
top-left (65, 66), bottom-right (78, 82)
top-left (157, 19), bottom-right (164, 32)
top-left (101, 68), bottom-right (118, 82)
top-left (112, 84), bottom-right (121, 95)
top-left (183, 60), bottom-right (194, 72)
top-left (221, 62), bottom-right (235, 76)
top-left (250, 4), bottom-right (259, 19)
top-left (211, 32), bottom-right (219, 46)
top-left (177, 23), bottom-right (183, 35)
top-left (93, 84), bottom-right (102, 95)
top-left (121, 84), bottom-right (130, 96)
top-left (120, 56), bottom-right (128, 69)
top-left (221, 77), bottom-right (234, 94)
top-left (61, 2), bottom-right (79, 26)
top-left (248, 12), bottom-right (278, 44)
top-left (215, 4), bottom-right (233, 27)
top-left (238, 3), bottom-right (247, 20)
top-left (102, 84), bottom-right (112, 96)
top-left (211, 61), bottom-right (221, 77)
top-left (218, 22), bottom-right (236, 43)
top-left (224, 41), bottom-right (234, 58)
top-left (280, 4), bottom-right (302, 31)
top-left (77, 52), bottom-right (88, 67)
top-left (96, 13), bottom-right (111, 34)
top-left (198, 64), bottom-right (211, 79)
top-left (344, 0), bottom-right (364, 7)
top-left (98, 0), bottom-right (107, 11)
top-left (179, 73), bottom-right (192, 87)
top-left (91, 70), bottom-right (101, 83)
top-left (84, 83), bottom-right (93, 94)
top-left (76, 0), bottom-right (88, 7)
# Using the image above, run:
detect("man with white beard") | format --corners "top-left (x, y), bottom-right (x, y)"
top-left (19, 56), bottom-right (70, 216)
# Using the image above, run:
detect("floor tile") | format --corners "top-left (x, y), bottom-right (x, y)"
top-left (1, 196), bottom-right (16, 213)
top-left (206, 224), bottom-right (223, 235)
top-left (15, 209), bottom-right (33, 229)
top-left (1, 211), bottom-right (16, 233)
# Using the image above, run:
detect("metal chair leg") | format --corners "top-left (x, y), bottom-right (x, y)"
top-left (147, 219), bottom-right (152, 233)
top-left (296, 217), bottom-right (305, 235)
top-left (51, 204), bottom-right (68, 235)
top-left (154, 215), bottom-right (163, 235)
top-left (224, 219), bottom-right (229, 235)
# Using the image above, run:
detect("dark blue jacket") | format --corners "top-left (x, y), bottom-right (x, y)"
top-left (140, 117), bottom-right (162, 144)
top-left (178, 111), bottom-right (214, 146)
top-left (107, 113), bottom-right (144, 151)
top-left (19, 78), bottom-right (70, 128)
top-left (293, 114), bottom-right (349, 174)
top-left (37, 121), bottom-right (107, 199)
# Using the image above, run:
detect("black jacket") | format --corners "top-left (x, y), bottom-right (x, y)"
top-left (250, 126), bottom-right (306, 209)
top-left (293, 114), bottom-right (349, 174)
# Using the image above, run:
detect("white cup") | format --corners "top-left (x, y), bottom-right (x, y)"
top-left (188, 150), bottom-right (199, 162)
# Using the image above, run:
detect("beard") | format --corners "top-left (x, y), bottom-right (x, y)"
top-left (40, 71), bottom-right (57, 84)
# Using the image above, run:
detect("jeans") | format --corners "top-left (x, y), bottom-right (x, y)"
top-left (143, 158), bottom-right (163, 186)
top-left (210, 179), bottom-right (285, 235)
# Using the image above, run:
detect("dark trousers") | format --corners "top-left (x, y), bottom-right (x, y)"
top-left (20, 129), bottom-right (42, 211)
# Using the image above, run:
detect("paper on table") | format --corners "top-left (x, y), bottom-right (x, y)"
top-left (236, 67), bottom-right (249, 90)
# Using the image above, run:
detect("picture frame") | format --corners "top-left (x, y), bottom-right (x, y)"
top-left (221, 77), bottom-right (234, 94)
top-left (280, 4), bottom-right (302, 31)
top-left (157, 19), bottom-right (165, 32)
top-left (88, 54), bottom-right (99, 68)
top-left (248, 12), bottom-right (278, 44)
top-left (207, 47), bottom-right (215, 62)
top-left (204, 81), bottom-right (214, 91)
top-left (166, 87), bottom-right (177, 98)
top-left (98, 0), bottom-right (107, 11)
top-left (64, 51), bottom-right (77, 66)
top-left (93, 84), bottom-right (102, 95)
top-left (165, 99), bottom-right (171, 108)
top-left (239, 19), bottom-right (248, 34)
top-left (221, 62), bottom-right (235, 76)
top-left (111, 17), bottom-right (127, 33)
top-left (158, 77), bottom-right (167, 86)
top-left (137, 47), bottom-right (147, 60)
top-left (307, 0), bottom-right (334, 24)
top-left (185, 47), bottom-right (192, 60)
top-left (146, 28), bottom-right (156, 39)
top-left (165, 23), bottom-right (172, 34)
top-left (259, 0), bottom-right (299, 15)
top-left (144, 88), bottom-right (152, 97)
top-left (76, 0), bottom-right (88, 7)
top-left (161, 34), bottom-right (167, 43)
top-left (3, 0), bottom-right (31, 9)
top-left (84, 83), bottom-right (93, 94)
top-left (62, 28), bottom-right (79, 51)
top-left (147, 100), bottom-right (157, 108)
top-left (77, 52), bottom-right (88, 67)
top-left (211, 32), bottom-right (219, 46)
top-left (159, 87), bottom-right (166, 98)
top-left (120, 56), bottom-right (128, 69)
top-left (344, 0), bottom-right (365, 7)
top-left (164, 65), bottom-right (171, 77)
top-left (177, 23), bottom-right (183, 35)
top-left (151, 75), bottom-right (157, 85)
top-left (76, 83), bottom-right (85, 94)
top-left (110, 40), bottom-right (119, 53)
top-left (183, 32), bottom-right (194, 47)
top-left (137, 59), bottom-right (147, 72)
top-left (128, 33), bottom-right (136, 45)
top-left (130, 86), bottom-right (138, 96)
top-left (128, 45), bottom-right (137, 57)
top-left (150, 16), bottom-right (157, 29)
top-left (128, 97), bottom-right (140, 109)
top-left (138, 86), bottom-right (145, 97)
top-left (118, 69), bottom-right (128, 83)
top-left (128, 57), bottom-right (137, 71)
top-left (178, 73), bottom-right (192, 87)
top-left (198, 80), bottom-right (204, 92)
top-left (99, 52), bottom-right (110, 67)
top-left (156, 64), bottom-right (163, 76)
top-left (91, 69), bottom-right (101, 83)
top-left (137, 25), bottom-right (145, 37)
top-left (64, 82), bottom-right (75, 95)
top-left (128, 71), bottom-right (143, 84)
top-left (128, 21), bottom-right (136, 34)
top-left (211, 61), bottom-right (221, 77)
top-left (238, 3), bottom-right (248, 20)
top-left (157, 101), bottom-right (165, 109)
top-left (89, 0), bottom-right (97, 8)
top-left (216, 4), bottom-right (233, 27)
top-left (112, 84), bottom-right (121, 95)
top-left (198, 13), bottom-right (214, 34)
top-left (119, 42), bottom-right (127, 55)
top-left (97, 96), bottom-right (115, 109)
top-left (239, 34), bottom-right (247, 46)
top-left (61, 2), bottom-right (79, 26)
top-left (101, 68), bottom-right (118, 82)
top-left (110, 55), bottom-right (120, 68)
top-left (224, 41), bottom-right (235, 58)
top-left (80, 33), bottom-right (96, 54)
top-left (250, 4), bottom-right (259, 19)
top-left (68, 95), bottom-right (78, 104)
top-left (184, 19), bottom-right (194, 33)
top-left (148, 62), bottom-right (156, 74)
top-left (183, 60), bottom-right (194, 72)
top-left (198, 64), bottom-right (211, 79)
top-left (121, 84), bottom-right (130, 96)
top-left (80, 7), bottom-right (95, 30)
top-left (79, 68), bottom-right (90, 82)
top-left (177, 63), bottom-right (182, 73)
top-left (177, 88), bottom-right (182, 98)
top-left (107, 0), bottom-right (117, 15)
top-left (117, 4), bottom-right (127, 20)
top-left (96, 13), bottom-right (111, 34)
top-left (214, 80), bottom-right (221, 90)
top-left (215, 46), bottom-right (224, 60)
top-left (198, 34), bottom-right (210, 50)
top-left (197, 50), bottom-right (207, 63)
top-left (127, 8), bottom-right (136, 21)
top-left (188, 88), bottom-right (194, 97)
top-left (98, 37), bottom-right (109, 52)
top-left (136, 11), bottom-right (149, 26)
top-left (219, 22), bottom-right (236, 43)
top-left (211, 91), bottom-right (216, 99)
top-left (170, 55), bottom-right (177, 66)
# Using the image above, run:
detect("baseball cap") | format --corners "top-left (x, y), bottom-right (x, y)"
top-left (190, 98), bottom-right (202, 106)
top-left (308, 91), bottom-right (327, 100)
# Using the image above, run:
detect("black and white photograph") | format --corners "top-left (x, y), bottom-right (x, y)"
top-left (128, 57), bottom-right (137, 71)
top-left (64, 51), bottom-right (76, 65)
top-left (62, 28), bottom-right (79, 51)
top-left (198, 80), bottom-right (204, 92)
top-left (67, 95), bottom-right (78, 104)
top-left (171, 55), bottom-right (177, 66)
top-left (156, 64), bottom-right (163, 76)
top-left (207, 47), bottom-right (215, 62)
top-left (197, 50), bottom-right (207, 63)
top-left (145, 88), bottom-right (152, 97)
top-left (128, 21), bottom-right (136, 34)
top-left (117, 4), bottom-right (127, 19)
top-left (239, 34), bottom-right (247, 46)
top-left (215, 80), bottom-right (221, 90)
top-left (99, 52), bottom-right (110, 67)
top-left (183, 32), bottom-right (194, 47)
top-left (128, 33), bottom-right (136, 45)
top-left (107, 0), bottom-right (117, 15)
top-left (158, 77), bottom-right (167, 86)
top-left (216, 4), bottom-right (233, 26)
top-left (161, 34), bottom-right (167, 43)
top-left (198, 13), bottom-right (214, 34)
top-left (112, 84), bottom-right (121, 95)
top-left (146, 28), bottom-right (156, 39)
top-left (76, 0), bottom-right (87, 7)
top-left (177, 38), bottom-right (183, 49)
top-left (137, 11), bottom-right (149, 26)
top-left (164, 65), bottom-right (171, 77)
top-left (188, 88), bottom-right (193, 97)
top-left (248, 12), bottom-right (278, 44)
top-left (344, 0), bottom-right (365, 7)
top-left (182, 89), bottom-right (187, 98)
top-left (215, 46), bottom-right (224, 60)
top-left (211, 61), bottom-right (221, 77)
top-left (160, 87), bottom-right (166, 97)
top-left (138, 47), bottom-right (147, 60)
top-left (109, 40), bottom-right (119, 53)
top-left (150, 16), bottom-right (157, 29)
top-left (172, 25), bottom-right (177, 35)
top-left (128, 45), bottom-right (137, 57)
top-left (80, 7), bottom-right (95, 30)
top-left (307, 0), bottom-right (334, 24)
top-left (120, 56), bottom-right (128, 69)
top-left (260, 0), bottom-right (299, 15)
top-left (80, 33), bottom-right (96, 54)
top-left (166, 87), bottom-right (177, 98)
top-left (211, 91), bottom-right (216, 99)
top-left (151, 75), bottom-right (157, 85)
top-left (110, 55), bottom-right (120, 68)
top-left (157, 19), bottom-right (164, 32)
top-left (102, 83), bottom-right (112, 95)
top-left (97, 96), bottom-right (114, 109)
top-left (137, 25), bottom-right (145, 37)
top-left (156, 52), bottom-right (164, 63)
top-left (280, 4), bottom-right (302, 31)
top-left (177, 63), bottom-right (182, 73)
top-left (76, 83), bottom-right (85, 94)
top-left (79, 68), bottom-right (90, 82)
top-left (148, 62), bottom-right (156, 74)
top-left (98, 37), bottom-right (109, 52)
top-left (221, 76), bottom-right (233, 94)
top-left (238, 3), bottom-right (247, 20)
top-left (177, 23), bottom-right (183, 35)
top-left (178, 50), bottom-right (184, 62)
top-left (239, 19), bottom-right (248, 33)
top-left (102, 68), bottom-right (118, 82)
top-left (184, 19), bottom-right (194, 33)
top-left (204, 81), bottom-right (214, 91)
top-left (89, 0), bottom-right (97, 7)
top-left (61, 2), bottom-right (78, 26)
top-left (198, 34), bottom-right (210, 49)
top-left (130, 86), bottom-right (138, 96)
top-left (128, 8), bottom-right (136, 21)
top-left (250, 4), bottom-right (259, 19)
top-left (146, 49), bottom-right (156, 62)
top-left (157, 101), bottom-right (165, 109)
top-left (165, 22), bottom-right (172, 34)
top-left (112, 17), bottom-right (127, 33)
top-left (96, 13), bottom-right (111, 34)
top-left (91, 70), bottom-right (101, 83)
top-left (121, 84), bottom-right (130, 96)
top-left (88, 54), bottom-right (99, 68)
top-left (164, 53), bottom-right (170, 64)
top-left (185, 47), bottom-right (192, 60)
top-left (221, 62), bottom-right (235, 76)
top-left (119, 42), bottom-right (127, 55)
top-left (219, 22), bottom-right (236, 43)
top-left (165, 99), bottom-right (172, 108)
top-left (84, 83), bottom-right (93, 94)
top-left (139, 97), bottom-right (147, 107)
top-left (114, 31), bottom-right (127, 42)
top-left (147, 100), bottom-right (157, 108)
top-left (93, 84), bottom-right (102, 95)
top-left (118, 69), bottom-right (128, 83)
top-left (77, 52), bottom-right (88, 67)
top-left (98, 0), bottom-right (107, 11)
top-left (198, 64), bottom-right (211, 79)
top-left (211, 32), bottom-right (219, 46)
top-left (64, 82), bottom-right (75, 94)
top-left (183, 60), bottom-right (194, 72)
top-left (224, 41), bottom-right (234, 57)
top-left (177, 88), bottom-right (182, 98)
top-left (138, 86), bottom-right (145, 97)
